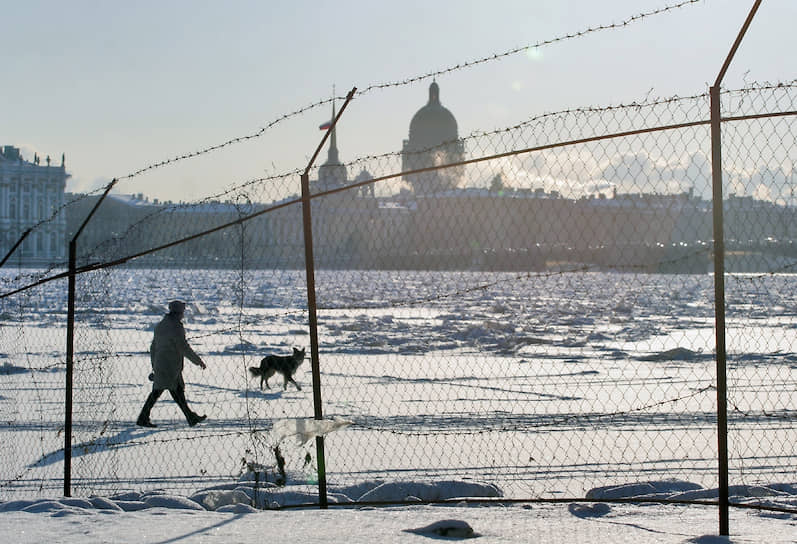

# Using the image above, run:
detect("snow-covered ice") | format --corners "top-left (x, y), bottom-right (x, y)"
top-left (1, 268), bottom-right (795, 541)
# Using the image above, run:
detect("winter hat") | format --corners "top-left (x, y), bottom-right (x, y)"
top-left (168, 300), bottom-right (186, 314)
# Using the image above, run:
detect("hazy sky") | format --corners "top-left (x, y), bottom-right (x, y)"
top-left (3, 0), bottom-right (795, 202)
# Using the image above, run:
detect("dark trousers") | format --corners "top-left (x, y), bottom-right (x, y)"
top-left (138, 386), bottom-right (196, 422)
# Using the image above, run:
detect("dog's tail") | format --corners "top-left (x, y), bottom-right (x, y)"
top-left (248, 366), bottom-right (262, 378)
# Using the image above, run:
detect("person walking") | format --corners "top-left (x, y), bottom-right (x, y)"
top-left (136, 300), bottom-right (207, 427)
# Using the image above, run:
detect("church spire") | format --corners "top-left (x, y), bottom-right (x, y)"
top-left (327, 99), bottom-right (339, 164)
top-left (317, 86), bottom-right (348, 191)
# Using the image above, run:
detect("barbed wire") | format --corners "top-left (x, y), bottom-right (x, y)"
top-left (55, 88), bottom-right (719, 267)
top-left (3, 81), bottom-right (794, 300)
top-left (357, 384), bottom-right (717, 437)
top-left (42, 169), bottom-right (303, 273)
top-left (23, 380), bottom-right (719, 468)
top-left (2, 21), bottom-right (790, 290)
top-left (94, 0), bottom-right (703, 188)
top-left (0, 189), bottom-right (108, 279)
top-left (62, 77), bottom-right (794, 243)
top-left (318, 81), bottom-right (797, 181)
top-left (727, 257), bottom-right (797, 282)
top-left (53, 82), bottom-right (715, 269)
top-left (4, 79), bottom-right (793, 277)
top-left (0, 464), bottom-right (48, 494)
top-left (2, 10), bottom-right (795, 503)
top-left (354, 0), bottom-right (702, 96)
top-left (92, 78), bottom-right (795, 241)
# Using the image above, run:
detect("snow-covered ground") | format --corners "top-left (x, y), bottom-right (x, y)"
top-left (1, 485), bottom-right (796, 543)
top-left (1, 268), bottom-right (795, 541)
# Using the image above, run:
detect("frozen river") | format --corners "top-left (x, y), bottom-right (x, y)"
top-left (0, 268), bottom-right (795, 505)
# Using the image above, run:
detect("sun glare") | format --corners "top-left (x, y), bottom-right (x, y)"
top-left (525, 46), bottom-right (543, 61)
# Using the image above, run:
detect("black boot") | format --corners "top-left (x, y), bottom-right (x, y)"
top-left (136, 417), bottom-right (157, 428)
top-left (170, 387), bottom-right (206, 426)
top-left (188, 413), bottom-right (207, 427)
top-left (136, 390), bottom-right (162, 427)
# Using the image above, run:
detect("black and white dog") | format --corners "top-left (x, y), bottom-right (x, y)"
top-left (249, 347), bottom-right (306, 391)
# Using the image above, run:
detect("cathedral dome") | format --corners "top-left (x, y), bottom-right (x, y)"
top-left (407, 82), bottom-right (458, 151)
top-left (402, 81), bottom-right (465, 195)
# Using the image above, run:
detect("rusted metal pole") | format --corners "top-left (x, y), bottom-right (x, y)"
top-left (64, 239), bottom-right (76, 497)
top-left (709, 0), bottom-right (761, 536)
top-left (300, 171), bottom-right (328, 508)
top-left (300, 87), bottom-right (357, 509)
top-left (63, 178), bottom-right (117, 497)
top-left (709, 83), bottom-right (729, 536)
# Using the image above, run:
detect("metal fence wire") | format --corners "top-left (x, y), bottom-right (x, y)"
top-left (0, 82), bottom-right (795, 517)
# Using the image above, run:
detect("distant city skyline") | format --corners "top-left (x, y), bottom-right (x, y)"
top-left (3, 0), bottom-right (795, 203)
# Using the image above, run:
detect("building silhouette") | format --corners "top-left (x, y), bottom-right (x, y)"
top-left (10, 79), bottom-right (793, 274)
top-left (402, 81), bottom-right (465, 195)
top-left (0, 145), bottom-right (68, 264)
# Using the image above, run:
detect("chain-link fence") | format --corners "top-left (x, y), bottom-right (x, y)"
top-left (0, 81), bottom-right (795, 519)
